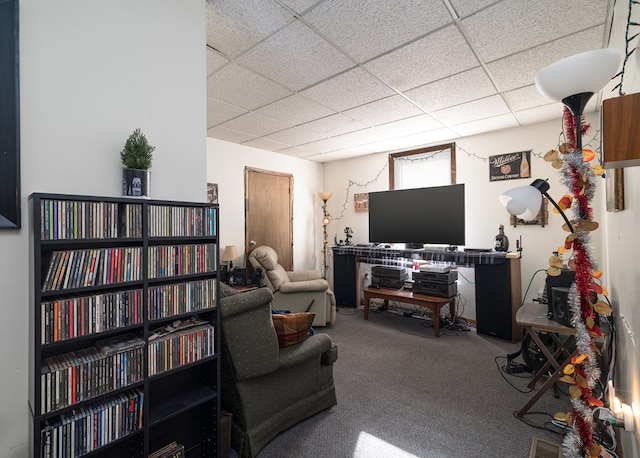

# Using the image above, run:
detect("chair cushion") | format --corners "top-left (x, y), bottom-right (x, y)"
top-left (251, 246), bottom-right (279, 271)
top-left (272, 312), bottom-right (316, 347)
top-left (267, 264), bottom-right (290, 291)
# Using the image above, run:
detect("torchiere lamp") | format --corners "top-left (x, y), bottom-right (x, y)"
top-left (318, 191), bottom-right (332, 278)
top-left (499, 178), bottom-right (574, 233)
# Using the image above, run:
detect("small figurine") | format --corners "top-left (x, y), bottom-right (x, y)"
top-left (344, 227), bottom-right (353, 246)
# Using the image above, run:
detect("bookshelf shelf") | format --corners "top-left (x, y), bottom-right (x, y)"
top-left (29, 193), bottom-right (220, 458)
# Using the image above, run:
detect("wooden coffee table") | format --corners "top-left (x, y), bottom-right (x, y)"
top-left (362, 286), bottom-right (456, 337)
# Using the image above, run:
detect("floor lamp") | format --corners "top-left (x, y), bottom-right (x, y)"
top-left (318, 192), bottom-right (332, 278)
top-left (504, 48), bottom-right (622, 458)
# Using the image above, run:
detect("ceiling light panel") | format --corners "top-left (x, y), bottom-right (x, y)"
top-left (237, 20), bottom-right (355, 91)
top-left (303, 0), bottom-right (452, 63)
top-left (205, 0), bottom-right (294, 58)
top-left (364, 25), bottom-right (479, 91)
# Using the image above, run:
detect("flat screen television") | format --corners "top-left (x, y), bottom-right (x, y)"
top-left (368, 184), bottom-right (465, 247)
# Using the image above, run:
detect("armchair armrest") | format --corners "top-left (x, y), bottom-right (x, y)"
top-left (278, 333), bottom-right (336, 370)
top-left (287, 269), bottom-right (323, 282)
top-left (279, 278), bottom-right (329, 293)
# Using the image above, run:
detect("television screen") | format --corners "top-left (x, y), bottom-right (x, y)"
top-left (368, 184), bottom-right (465, 246)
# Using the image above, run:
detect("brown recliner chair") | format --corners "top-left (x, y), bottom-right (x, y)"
top-left (248, 245), bottom-right (336, 326)
top-left (219, 287), bottom-right (338, 457)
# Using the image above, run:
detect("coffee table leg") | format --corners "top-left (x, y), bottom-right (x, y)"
top-left (363, 292), bottom-right (370, 320)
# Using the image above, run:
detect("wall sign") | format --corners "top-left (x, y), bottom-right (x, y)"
top-left (0, 0), bottom-right (20, 229)
top-left (354, 193), bottom-right (368, 213)
top-left (489, 150), bottom-right (531, 182)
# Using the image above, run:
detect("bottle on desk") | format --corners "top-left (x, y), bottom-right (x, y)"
top-left (494, 225), bottom-right (509, 252)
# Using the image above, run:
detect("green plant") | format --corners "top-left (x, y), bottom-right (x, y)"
top-left (120, 128), bottom-right (155, 170)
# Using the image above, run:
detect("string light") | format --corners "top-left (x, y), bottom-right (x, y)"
top-left (612, 0), bottom-right (640, 95)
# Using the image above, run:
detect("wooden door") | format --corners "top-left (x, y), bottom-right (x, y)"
top-left (245, 167), bottom-right (293, 275)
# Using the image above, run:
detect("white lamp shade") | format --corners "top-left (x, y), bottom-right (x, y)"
top-left (535, 48), bottom-right (623, 102)
top-left (498, 185), bottom-right (542, 221)
top-left (222, 245), bottom-right (239, 262)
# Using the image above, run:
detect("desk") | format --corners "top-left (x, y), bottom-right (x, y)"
top-left (515, 302), bottom-right (577, 417)
top-left (363, 286), bottom-right (455, 337)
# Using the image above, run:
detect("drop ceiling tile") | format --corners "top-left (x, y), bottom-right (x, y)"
top-left (515, 99), bottom-right (597, 125)
top-left (263, 123), bottom-right (327, 145)
top-left (462, 0), bottom-right (607, 62)
top-left (431, 94), bottom-right (509, 125)
top-left (488, 26), bottom-right (605, 92)
top-left (404, 67), bottom-right (496, 112)
top-left (448, 0), bottom-right (501, 19)
top-left (206, 48), bottom-right (229, 76)
top-left (242, 137), bottom-right (291, 151)
top-left (303, 0), bottom-right (452, 62)
top-left (503, 85), bottom-right (553, 112)
top-left (206, 97), bottom-right (248, 128)
top-left (301, 113), bottom-right (369, 137)
top-left (237, 20), bottom-right (355, 91)
top-left (331, 128), bottom-right (392, 146)
top-left (452, 113), bottom-right (519, 137)
top-left (342, 95), bottom-right (424, 127)
top-left (207, 126), bottom-right (256, 144)
top-left (278, 0), bottom-right (319, 14)
top-left (207, 64), bottom-right (292, 110)
top-left (275, 145), bottom-right (316, 158)
top-left (300, 67), bottom-right (396, 111)
top-left (253, 94), bottom-right (336, 125)
top-left (364, 25), bottom-right (479, 91)
top-left (298, 137), bottom-right (350, 153)
top-left (376, 114), bottom-right (444, 137)
top-left (221, 112), bottom-right (288, 137)
top-left (205, 0), bottom-right (294, 58)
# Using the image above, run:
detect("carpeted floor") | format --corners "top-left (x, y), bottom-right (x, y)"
top-left (237, 307), bottom-right (571, 457)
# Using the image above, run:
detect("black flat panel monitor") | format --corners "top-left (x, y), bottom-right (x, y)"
top-left (368, 184), bottom-right (465, 246)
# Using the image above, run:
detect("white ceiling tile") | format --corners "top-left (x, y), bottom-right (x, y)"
top-left (503, 85), bottom-right (553, 112)
top-left (207, 64), bottom-right (292, 110)
top-left (253, 94), bottom-right (336, 125)
top-left (242, 137), bottom-right (291, 151)
top-left (278, 0), bottom-right (319, 14)
top-left (298, 137), bottom-right (350, 153)
top-left (364, 25), bottom-right (479, 91)
top-left (207, 126), bottom-right (256, 143)
top-left (300, 67), bottom-right (396, 111)
top-left (462, 0), bottom-right (608, 62)
top-left (301, 113), bottom-right (369, 137)
top-left (221, 112), bottom-right (288, 137)
top-left (205, 0), bottom-right (294, 58)
top-left (206, 97), bottom-right (248, 128)
top-left (488, 26), bottom-right (605, 92)
top-left (452, 113), bottom-right (519, 137)
top-left (341, 95), bottom-right (424, 127)
top-left (303, 0), bottom-right (452, 62)
top-left (206, 48), bottom-right (229, 76)
top-left (376, 114), bottom-right (444, 137)
top-left (263, 123), bottom-right (326, 145)
top-left (516, 99), bottom-right (598, 125)
top-left (449, 0), bottom-right (501, 19)
top-left (237, 21), bottom-right (355, 91)
top-left (431, 95), bottom-right (510, 125)
top-left (331, 128), bottom-right (392, 146)
top-left (275, 145), bottom-right (316, 158)
top-left (404, 67), bottom-right (497, 112)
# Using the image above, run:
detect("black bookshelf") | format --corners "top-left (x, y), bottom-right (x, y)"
top-left (29, 193), bottom-right (220, 457)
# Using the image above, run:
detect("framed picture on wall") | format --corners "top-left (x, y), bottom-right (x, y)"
top-left (489, 150), bottom-right (531, 182)
top-left (605, 168), bottom-right (624, 212)
top-left (354, 193), bottom-right (368, 212)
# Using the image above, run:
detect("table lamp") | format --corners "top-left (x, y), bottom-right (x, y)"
top-left (222, 245), bottom-right (239, 270)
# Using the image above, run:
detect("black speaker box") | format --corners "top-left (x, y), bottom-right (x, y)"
top-left (219, 264), bottom-right (228, 283)
top-left (475, 262), bottom-right (514, 341)
top-left (551, 286), bottom-right (572, 327)
top-left (230, 268), bottom-right (246, 286)
top-left (545, 269), bottom-right (575, 320)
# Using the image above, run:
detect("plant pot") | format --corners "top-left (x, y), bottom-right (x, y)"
top-left (122, 168), bottom-right (150, 198)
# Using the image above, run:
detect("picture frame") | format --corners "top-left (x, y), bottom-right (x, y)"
top-left (354, 193), bottom-right (368, 213)
top-left (605, 168), bottom-right (624, 212)
top-left (207, 183), bottom-right (218, 204)
top-left (0, 0), bottom-right (20, 229)
top-left (489, 150), bottom-right (531, 182)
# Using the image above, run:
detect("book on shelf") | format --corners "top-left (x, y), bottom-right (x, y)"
top-left (149, 441), bottom-right (185, 458)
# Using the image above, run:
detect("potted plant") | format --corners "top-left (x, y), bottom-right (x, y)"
top-left (121, 128), bottom-right (155, 198)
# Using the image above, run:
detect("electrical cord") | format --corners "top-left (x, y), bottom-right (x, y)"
top-left (522, 268), bottom-right (548, 307)
top-left (494, 356), bottom-right (535, 393)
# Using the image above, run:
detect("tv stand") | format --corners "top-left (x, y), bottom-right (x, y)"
top-left (332, 245), bottom-right (522, 342)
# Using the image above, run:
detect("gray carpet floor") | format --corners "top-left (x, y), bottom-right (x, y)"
top-left (240, 307), bottom-right (570, 458)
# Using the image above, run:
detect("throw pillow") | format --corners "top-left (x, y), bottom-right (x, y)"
top-left (272, 312), bottom-right (316, 347)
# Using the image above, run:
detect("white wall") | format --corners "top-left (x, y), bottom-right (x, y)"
top-left (322, 115), bottom-right (605, 320)
top-left (0, 2), bottom-right (206, 456)
top-left (206, 138), bottom-right (324, 271)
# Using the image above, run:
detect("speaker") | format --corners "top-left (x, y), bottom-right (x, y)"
top-left (219, 264), bottom-right (228, 283)
top-left (545, 269), bottom-right (575, 320)
top-left (230, 268), bottom-right (246, 286)
top-left (551, 286), bottom-right (572, 327)
top-left (475, 261), bottom-right (515, 341)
